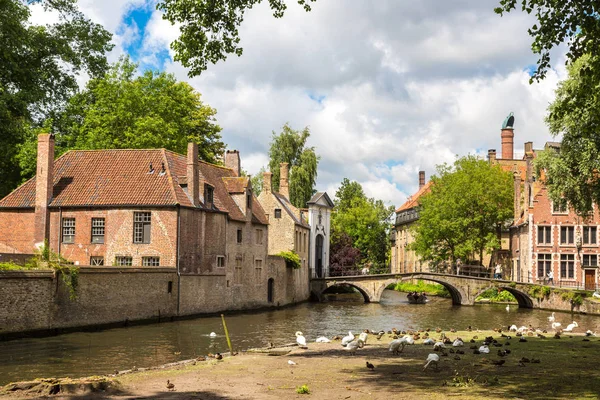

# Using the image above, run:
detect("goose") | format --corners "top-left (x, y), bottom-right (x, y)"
top-left (478, 345), bottom-right (490, 354)
top-left (551, 322), bottom-right (562, 331)
top-left (346, 339), bottom-right (364, 355)
top-left (341, 331), bottom-right (354, 346)
top-left (315, 336), bottom-right (331, 343)
top-left (452, 338), bottom-right (464, 347)
top-left (423, 353), bottom-right (440, 370)
top-left (209, 332), bottom-right (217, 337)
top-left (563, 321), bottom-right (579, 332)
top-left (548, 312), bottom-right (556, 323)
top-left (166, 380), bottom-right (175, 391)
top-left (295, 331), bottom-right (307, 347)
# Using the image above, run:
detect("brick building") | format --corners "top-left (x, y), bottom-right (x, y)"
top-left (0, 134), bottom-right (311, 313)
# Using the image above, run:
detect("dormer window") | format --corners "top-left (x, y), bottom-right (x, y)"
top-left (205, 184), bottom-right (214, 205)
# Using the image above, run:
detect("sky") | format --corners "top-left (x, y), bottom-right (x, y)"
top-left (33, 0), bottom-right (568, 209)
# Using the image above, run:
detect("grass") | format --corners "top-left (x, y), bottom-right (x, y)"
top-left (388, 279), bottom-right (450, 297)
top-left (295, 384), bottom-right (310, 394)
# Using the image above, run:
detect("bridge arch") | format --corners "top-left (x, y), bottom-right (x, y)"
top-left (473, 285), bottom-right (534, 309)
top-left (322, 282), bottom-right (372, 303)
top-left (372, 276), bottom-right (464, 305)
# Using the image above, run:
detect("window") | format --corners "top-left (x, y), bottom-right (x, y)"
top-left (274, 209), bottom-right (282, 218)
top-left (247, 193), bottom-right (252, 209)
top-left (91, 218), bottom-right (105, 244)
top-left (255, 259), bottom-right (263, 281)
top-left (90, 256), bottom-right (104, 266)
top-left (167, 281), bottom-right (173, 293)
top-left (217, 256), bottom-right (225, 268)
top-left (537, 226), bottom-right (551, 245)
top-left (537, 254), bottom-right (551, 278)
top-left (560, 254), bottom-right (575, 279)
top-left (583, 226), bottom-right (597, 245)
top-left (255, 229), bottom-right (263, 245)
top-left (234, 258), bottom-right (242, 284)
top-left (115, 256), bottom-right (133, 266)
top-left (583, 254), bottom-right (598, 267)
top-left (205, 184), bottom-right (214, 204)
top-left (62, 218), bottom-right (75, 243)
top-left (237, 228), bottom-right (243, 244)
top-left (552, 198), bottom-right (568, 214)
top-left (142, 256), bottom-right (160, 266)
top-left (134, 212), bottom-right (151, 244)
top-left (560, 226), bottom-right (575, 245)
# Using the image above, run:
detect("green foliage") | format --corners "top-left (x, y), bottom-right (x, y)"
top-left (17, 57), bottom-right (225, 179)
top-left (528, 285), bottom-right (551, 301)
top-left (0, 0), bottom-right (112, 197)
top-left (158, 0), bottom-right (317, 76)
top-left (296, 384), bottom-right (310, 394)
top-left (267, 123), bottom-right (319, 208)
top-left (560, 290), bottom-right (585, 306)
top-left (27, 241), bottom-right (79, 300)
top-left (277, 250), bottom-right (301, 269)
top-left (475, 289), bottom-right (517, 303)
top-left (331, 179), bottom-right (394, 266)
top-left (0, 262), bottom-right (31, 271)
top-left (411, 155), bottom-right (513, 265)
top-left (249, 166), bottom-right (266, 196)
top-left (494, 1), bottom-right (599, 83)
top-left (390, 280), bottom-right (450, 298)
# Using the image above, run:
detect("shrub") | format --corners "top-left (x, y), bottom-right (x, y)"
top-left (476, 288), bottom-right (517, 302)
top-left (296, 384), bottom-right (310, 394)
top-left (277, 250), bottom-right (301, 269)
top-left (392, 280), bottom-right (450, 297)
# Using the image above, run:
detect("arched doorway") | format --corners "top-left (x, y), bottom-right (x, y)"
top-left (316, 234), bottom-right (324, 278)
top-left (267, 278), bottom-right (274, 303)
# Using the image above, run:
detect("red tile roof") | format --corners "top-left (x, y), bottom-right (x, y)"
top-left (396, 181), bottom-right (432, 212)
top-left (0, 148), bottom-right (269, 225)
top-left (222, 177), bottom-right (249, 194)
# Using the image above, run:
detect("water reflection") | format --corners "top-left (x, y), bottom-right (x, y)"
top-left (0, 290), bottom-right (599, 384)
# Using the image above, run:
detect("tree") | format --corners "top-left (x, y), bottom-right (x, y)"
top-left (0, 0), bottom-right (113, 197)
top-left (411, 156), bottom-right (513, 266)
top-left (535, 54), bottom-right (600, 216)
top-left (268, 123), bottom-right (319, 208)
top-left (329, 229), bottom-right (362, 276)
top-left (157, 0), bottom-right (317, 76)
top-left (331, 178), bottom-right (394, 267)
top-left (17, 58), bottom-right (225, 177)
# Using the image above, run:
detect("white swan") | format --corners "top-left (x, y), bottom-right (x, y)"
top-left (295, 331), bottom-right (307, 347)
top-left (563, 321), bottom-right (579, 332)
top-left (389, 336), bottom-right (414, 355)
top-left (423, 353), bottom-right (440, 370)
top-left (358, 331), bottom-right (368, 344)
top-left (509, 325), bottom-right (518, 332)
top-left (452, 338), bottom-right (464, 347)
top-left (506, 304), bottom-right (510, 312)
top-left (345, 339), bottom-right (364, 355)
top-left (423, 338), bottom-right (435, 345)
top-left (209, 332), bottom-right (217, 337)
top-left (593, 291), bottom-right (600, 299)
top-left (341, 331), bottom-right (354, 346)
top-left (548, 312), bottom-right (556, 323)
top-left (586, 330), bottom-right (596, 337)
top-left (433, 342), bottom-right (446, 351)
top-left (551, 322), bottom-right (562, 331)
top-left (315, 336), bottom-right (331, 343)
top-left (478, 345), bottom-right (490, 354)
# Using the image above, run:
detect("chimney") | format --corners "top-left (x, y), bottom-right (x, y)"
top-left (34, 134), bottom-right (54, 248)
top-left (279, 162), bottom-right (290, 199)
top-left (488, 149), bottom-right (497, 164)
top-left (524, 141), bottom-right (533, 154)
top-left (187, 142), bottom-right (200, 207)
top-left (224, 150), bottom-right (241, 177)
top-left (418, 171), bottom-right (425, 189)
top-left (263, 171), bottom-right (272, 194)
top-left (501, 128), bottom-right (514, 159)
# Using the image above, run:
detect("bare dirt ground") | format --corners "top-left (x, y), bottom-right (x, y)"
top-left (2, 330), bottom-right (600, 399)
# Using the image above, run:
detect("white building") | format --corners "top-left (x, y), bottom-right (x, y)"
top-left (307, 192), bottom-right (334, 278)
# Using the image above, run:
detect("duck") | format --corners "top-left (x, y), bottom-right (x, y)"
top-left (423, 353), bottom-right (440, 370)
top-left (341, 331), bottom-right (355, 346)
top-left (315, 336), bottom-right (331, 343)
top-left (366, 361), bottom-right (375, 370)
top-left (346, 339), bottom-right (364, 355)
top-left (295, 331), bottom-right (307, 347)
top-left (166, 380), bottom-right (175, 391)
top-left (491, 359), bottom-right (505, 366)
top-left (215, 353), bottom-right (223, 360)
top-left (548, 312), bottom-right (556, 323)
top-left (563, 321), bottom-right (579, 332)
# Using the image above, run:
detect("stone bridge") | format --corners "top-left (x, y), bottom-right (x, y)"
top-left (310, 272), bottom-right (539, 308)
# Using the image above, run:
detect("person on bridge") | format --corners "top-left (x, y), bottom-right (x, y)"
top-left (494, 263), bottom-right (502, 279)
top-left (547, 270), bottom-right (554, 285)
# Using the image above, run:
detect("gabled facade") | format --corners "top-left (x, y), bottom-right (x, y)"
top-left (307, 192), bottom-right (334, 278)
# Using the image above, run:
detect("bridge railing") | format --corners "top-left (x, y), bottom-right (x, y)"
top-left (534, 279), bottom-right (599, 291)
top-left (329, 264), bottom-right (391, 277)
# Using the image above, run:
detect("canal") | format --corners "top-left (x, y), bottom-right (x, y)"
top-left (1, 290), bottom-right (599, 385)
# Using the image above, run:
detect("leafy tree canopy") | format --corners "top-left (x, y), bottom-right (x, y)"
top-left (268, 123), bottom-right (319, 208)
top-left (17, 57), bottom-right (225, 178)
top-left (331, 178), bottom-right (394, 266)
top-left (158, 0), bottom-right (317, 76)
top-left (0, 0), bottom-right (113, 197)
top-left (412, 156), bottom-right (513, 266)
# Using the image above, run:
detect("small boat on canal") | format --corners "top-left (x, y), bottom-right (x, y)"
top-left (407, 292), bottom-right (428, 304)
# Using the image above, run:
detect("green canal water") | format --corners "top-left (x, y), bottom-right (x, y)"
top-left (1, 290), bottom-right (599, 385)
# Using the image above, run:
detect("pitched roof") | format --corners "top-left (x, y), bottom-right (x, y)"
top-left (274, 192), bottom-right (310, 228)
top-left (0, 148), bottom-right (269, 225)
top-left (395, 181), bottom-right (432, 212)
top-left (307, 192), bottom-right (334, 208)
top-left (222, 177), bottom-right (249, 194)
